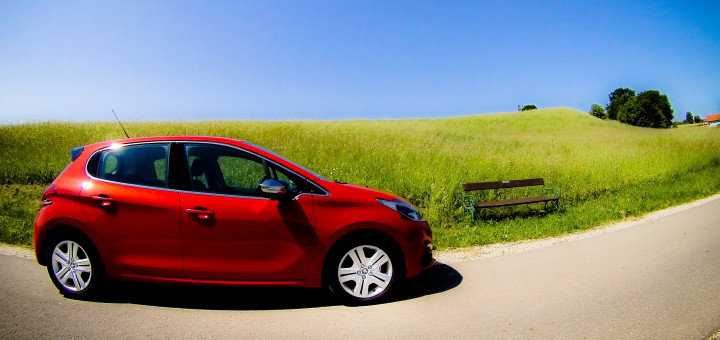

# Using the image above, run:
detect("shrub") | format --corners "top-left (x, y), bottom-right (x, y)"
top-left (589, 104), bottom-right (607, 119)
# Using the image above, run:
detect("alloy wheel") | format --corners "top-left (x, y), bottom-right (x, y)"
top-left (337, 245), bottom-right (393, 299)
top-left (51, 240), bottom-right (93, 292)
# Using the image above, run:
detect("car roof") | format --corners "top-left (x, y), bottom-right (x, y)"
top-left (80, 136), bottom-right (323, 181)
top-left (84, 136), bottom-right (246, 150)
top-left (92, 135), bottom-right (243, 144)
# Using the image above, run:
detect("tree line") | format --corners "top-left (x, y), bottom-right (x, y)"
top-left (589, 88), bottom-right (681, 128)
top-left (682, 111), bottom-right (703, 124)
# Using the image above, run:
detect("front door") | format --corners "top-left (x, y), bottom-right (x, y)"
top-left (178, 143), bottom-right (316, 281)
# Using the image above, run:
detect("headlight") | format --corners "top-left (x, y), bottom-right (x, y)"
top-left (377, 198), bottom-right (423, 221)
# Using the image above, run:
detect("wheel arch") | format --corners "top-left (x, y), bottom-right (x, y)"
top-left (36, 221), bottom-right (103, 269)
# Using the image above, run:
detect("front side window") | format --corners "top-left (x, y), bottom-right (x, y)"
top-left (90, 144), bottom-right (169, 188)
top-left (185, 144), bottom-right (305, 196)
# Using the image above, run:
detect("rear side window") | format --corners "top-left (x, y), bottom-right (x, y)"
top-left (88, 144), bottom-right (170, 188)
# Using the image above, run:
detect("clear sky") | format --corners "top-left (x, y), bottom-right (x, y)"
top-left (1, 1), bottom-right (718, 123)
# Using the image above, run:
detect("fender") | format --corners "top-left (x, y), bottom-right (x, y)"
top-left (305, 221), bottom-right (403, 283)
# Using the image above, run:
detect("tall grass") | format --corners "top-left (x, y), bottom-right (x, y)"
top-left (1, 108), bottom-right (719, 248)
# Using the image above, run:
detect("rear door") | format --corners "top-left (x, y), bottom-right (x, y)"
top-left (178, 143), bottom-right (316, 281)
top-left (79, 143), bottom-right (184, 277)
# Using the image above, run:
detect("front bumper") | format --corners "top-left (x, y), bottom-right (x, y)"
top-left (404, 220), bottom-right (434, 278)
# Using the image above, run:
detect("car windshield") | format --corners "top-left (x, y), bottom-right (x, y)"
top-left (245, 142), bottom-right (330, 181)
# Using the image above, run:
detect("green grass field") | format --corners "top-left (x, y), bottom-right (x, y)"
top-left (2, 108), bottom-right (719, 249)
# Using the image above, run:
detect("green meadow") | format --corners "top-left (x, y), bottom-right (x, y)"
top-left (1, 108), bottom-right (719, 249)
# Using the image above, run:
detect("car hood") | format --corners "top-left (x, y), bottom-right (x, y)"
top-left (320, 180), bottom-right (418, 208)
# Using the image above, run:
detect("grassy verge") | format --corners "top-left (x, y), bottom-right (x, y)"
top-left (2, 165), bottom-right (719, 249)
top-left (1, 108), bottom-right (719, 249)
top-left (0, 184), bottom-right (43, 248)
top-left (435, 163), bottom-right (720, 247)
top-left (0, 163), bottom-right (720, 249)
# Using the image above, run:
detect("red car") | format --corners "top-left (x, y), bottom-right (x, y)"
top-left (34, 136), bottom-right (434, 303)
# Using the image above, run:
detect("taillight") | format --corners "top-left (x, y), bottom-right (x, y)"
top-left (42, 184), bottom-right (57, 206)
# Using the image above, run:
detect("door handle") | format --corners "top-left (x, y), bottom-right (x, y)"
top-left (91, 194), bottom-right (115, 207)
top-left (185, 207), bottom-right (215, 219)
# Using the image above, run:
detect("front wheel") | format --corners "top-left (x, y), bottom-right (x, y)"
top-left (46, 238), bottom-right (103, 298)
top-left (328, 240), bottom-right (400, 304)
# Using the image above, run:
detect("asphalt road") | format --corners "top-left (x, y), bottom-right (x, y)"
top-left (1, 197), bottom-right (719, 339)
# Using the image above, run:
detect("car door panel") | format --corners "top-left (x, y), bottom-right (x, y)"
top-left (80, 145), bottom-right (184, 277)
top-left (180, 193), bottom-right (315, 280)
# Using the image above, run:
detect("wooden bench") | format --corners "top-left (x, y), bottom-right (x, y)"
top-left (461, 178), bottom-right (560, 218)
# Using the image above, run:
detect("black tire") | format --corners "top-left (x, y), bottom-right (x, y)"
top-left (45, 235), bottom-right (104, 298)
top-left (326, 237), bottom-right (403, 304)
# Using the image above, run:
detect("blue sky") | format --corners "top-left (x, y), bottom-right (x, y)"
top-left (1, 1), bottom-right (718, 123)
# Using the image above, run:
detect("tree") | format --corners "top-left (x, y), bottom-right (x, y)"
top-left (606, 88), bottom-right (636, 120)
top-left (520, 104), bottom-right (537, 111)
top-left (632, 90), bottom-right (674, 128)
top-left (694, 115), bottom-right (702, 123)
top-left (589, 104), bottom-right (607, 119)
top-left (684, 112), bottom-right (694, 124)
top-left (616, 96), bottom-right (637, 125)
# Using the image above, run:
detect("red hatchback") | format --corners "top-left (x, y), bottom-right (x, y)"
top-left (34, 137), bottom-right (434, 303)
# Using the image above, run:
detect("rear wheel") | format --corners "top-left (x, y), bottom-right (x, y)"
top-left (328, 239), bottom-right (401, 304)
top-left (46, 237), bottom-right (103, 298)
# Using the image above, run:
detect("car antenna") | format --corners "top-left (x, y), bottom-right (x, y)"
top-left (111, 109), bottom-right (130, 138)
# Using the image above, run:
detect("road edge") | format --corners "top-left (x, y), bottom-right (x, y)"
top-left (0, 243), bottom-right (34, 260)
top-left (434, 192), bottom-right (720, 263)
top-left (709, 328), bottom-right (720, 340)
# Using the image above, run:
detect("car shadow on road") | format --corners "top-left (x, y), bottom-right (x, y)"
top-left (83, 262), bottom-right (462, 310)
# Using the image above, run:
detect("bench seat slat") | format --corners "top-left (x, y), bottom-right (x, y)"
top-left (474, 195), bottom-right (558, 208)
top-left (462, 178), bottom-right (545, 191)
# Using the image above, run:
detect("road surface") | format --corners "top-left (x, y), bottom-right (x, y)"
top-left (1, 197), bottom-right (719, 339)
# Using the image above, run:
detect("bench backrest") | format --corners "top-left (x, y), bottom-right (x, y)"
top-left (462, 178), bottom-right (545, 191)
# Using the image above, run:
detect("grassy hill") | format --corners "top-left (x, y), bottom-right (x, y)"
top-left (2, 108), bottom-right (719, 248)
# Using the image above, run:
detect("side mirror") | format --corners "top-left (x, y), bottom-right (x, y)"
top-left (260, 178), bottom-right (287, 195)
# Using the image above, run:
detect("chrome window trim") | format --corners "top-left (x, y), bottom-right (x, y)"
top-left (84, 175), bottom-right (274, 201)
top-left (181, 141), bottom-right (329, 197)
top-left (84, 140), bottom-right (330, 199)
